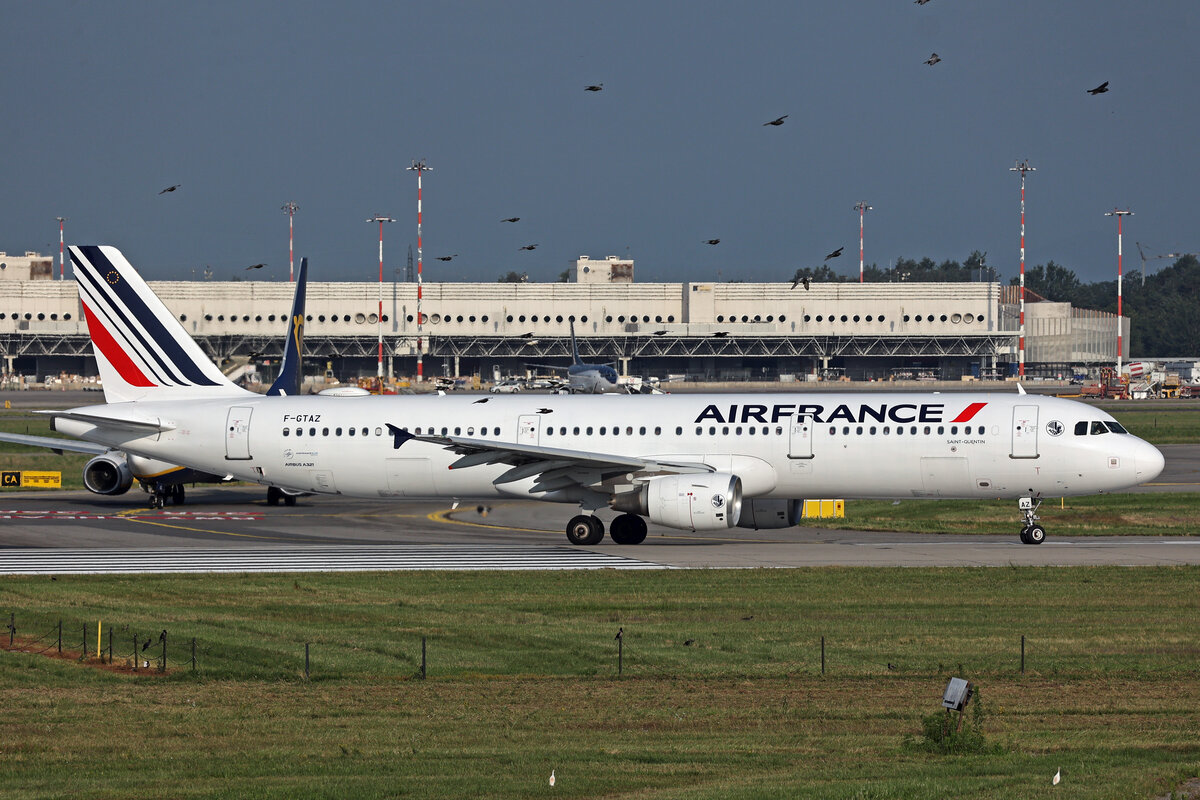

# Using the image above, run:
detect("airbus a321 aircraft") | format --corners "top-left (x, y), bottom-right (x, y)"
top-left (41, 245), bottom-right (1163, 546)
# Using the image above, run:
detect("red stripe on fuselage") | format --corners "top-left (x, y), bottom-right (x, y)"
top-left (82, 302), bottom-right (156, 387)
top-left (950, 402), bottom-right (987, 423)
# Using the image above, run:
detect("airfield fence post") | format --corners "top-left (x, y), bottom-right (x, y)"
top-left (821, 636), bottom-right (825, 676)
top-left (80, 624), bottom-right (86, 661)
top-left (305, 642), bottom-right (310, 680)
top-left (160, 633), bottom-right (166, 673)
top-left (57, 620), bottom-right (62, 655)
top-left (9, 612), bottom-right (14, 646)
top-left (618, 635), bottom-right (623, 677)
top-left (191, 637), bottom-right (196, 672)
top-left (1021, 635), bottom-right (1025, 674)
top-left (134, 633), bottom-right (139, 671)
top-left (108, 628), bottom-right (113, 665)
top-left (420, 637), bottom-right (426, 680)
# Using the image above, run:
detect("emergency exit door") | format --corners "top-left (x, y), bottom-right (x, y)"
top-left (225, 406), bottom-right (253, 460)
top-left (788, 416), bottom-right (814, 459)
top-left (1010, 404), bottom-right (1039, 459)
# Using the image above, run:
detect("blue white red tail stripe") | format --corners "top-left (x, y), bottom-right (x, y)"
top-left (70, 245), bottom-right (245, 402)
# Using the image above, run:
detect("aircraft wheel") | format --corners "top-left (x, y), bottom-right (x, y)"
top-left (284, 494), bottom-right (298, 507)
top-left (171, 485), bottom-right (185, 505)
top-left (1019, 526), bottom-right (1031, 544)
top-left (1025, 524), bottom-right (1046, 545)
top-left (267, 487), bottom-right (281, 506)
top-left (609, 513), bottom-right (648, 545)
top-left (566, 514), bottom-right (604, 546)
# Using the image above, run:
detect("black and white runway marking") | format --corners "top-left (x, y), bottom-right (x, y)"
top-left (0, 545), bottom-right (668, 575)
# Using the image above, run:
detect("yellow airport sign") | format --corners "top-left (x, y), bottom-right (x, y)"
top-left (1, 471), bottom-right (62, 488)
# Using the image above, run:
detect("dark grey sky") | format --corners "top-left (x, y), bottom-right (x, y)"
top-left (3, 1), bottom-right (1196, 284)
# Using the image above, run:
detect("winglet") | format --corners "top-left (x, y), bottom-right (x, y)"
top-left (386, 423), bottom-right (414, 449)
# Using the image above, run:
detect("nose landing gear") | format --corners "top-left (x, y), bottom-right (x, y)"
top-left (1018, 496), bottom-right (1045, 544)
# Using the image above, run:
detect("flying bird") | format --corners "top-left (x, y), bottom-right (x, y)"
top-left (924, 53), bottom-right (941, 66)
top-left (536, 408), bottom-right (554, 414)
top-left (914, 0), bottom-right (931, 5)
top-left (435, 254), bottom-right (458, 262)
top-left (1087, 81), bottom-right (1109, 95)
top-left (705, 239), bottom-right (721, 245)
top-left (763, 115), bottom-right (788, 127)
top-left (711, 331), bottom-right (729, 337)
top-left (824, 247), bottom-right (844, 261)
top-left (158, 184), bottom-right (181, 194)
top-left (472, 397), bottom-right (490, 404)
top-left (245, 263), bottom-right (266, 270)
top-left (501, 217), bottom-right (520, 223)
top-left (585, 83), bottom-right (603, 92)
top-left (653, 330), bottom-right (668, 336)
top-left (519, 244), bottom-right (538, 251)
top-left (791, 275), bottom-right (811, 291)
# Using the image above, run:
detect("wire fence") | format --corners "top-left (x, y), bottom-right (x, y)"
top-left (1, 610), bottom-right (1070, 682)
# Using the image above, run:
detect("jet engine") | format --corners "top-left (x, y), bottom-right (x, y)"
top-left (737, 498), bottom-right (803, 530)
top-left (612, 473), bottom-right (742, 531)
top-left (82, 454), bottom-right (134, 496)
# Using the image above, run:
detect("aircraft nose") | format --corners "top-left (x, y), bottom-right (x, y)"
top-left (1134, 440), bottom-right (1165, 484)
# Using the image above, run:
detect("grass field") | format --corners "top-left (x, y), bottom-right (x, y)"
top-left (2, 568), bottom-right (1198, 798)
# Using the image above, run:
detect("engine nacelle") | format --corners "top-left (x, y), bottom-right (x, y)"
top-left (83, 455), bottom-right (134, 496)
top-left (612, 473), bottom-right (742, 531)
top-left (737, 498), bottom-right (803, 530)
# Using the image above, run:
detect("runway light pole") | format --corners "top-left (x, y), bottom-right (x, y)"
top-left (56, 217), bottom-right (67, 280)
top-left (853, 202), bottom-right (872, 283)
top-left (1010, 160), bottom-right (1036, 379)
top-left (367, 215), bottom-right (396, 389)
top-left (406, 159), bottom-right (431, 383)
top-left (1105, 209), bottom-right (1133, 375)
top-left (281, 202), bottom-right (299, 282)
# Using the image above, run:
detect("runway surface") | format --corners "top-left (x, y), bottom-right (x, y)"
top-left (1, 478), bottom-right (1198, 571)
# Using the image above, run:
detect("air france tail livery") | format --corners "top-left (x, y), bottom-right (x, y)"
top-left (0, 252), bottom-right (309, 507)
top-left (43, 246), bottom-right (1163, 545)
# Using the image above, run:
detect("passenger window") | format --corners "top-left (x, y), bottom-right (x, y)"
top-left (654, 427), bottom-right (661, 435)
top-left (695, 426), bottom-right (702, 435)
top-left (375, 428), bottom-right (382, 436)
top-left (440, 427), bottom-right (447, 435)
top-left (613, 427), bottom-right (619, 436)
top-left (627, 427), bottom-right (634, 435)
top-left (600, 426), bottom-right (606, 435)
top-left (735, 426), bottom-right (742, 435)
top-left (1074, 421), bottom-right (1088, 436)
top-left (937, 426), bottom-right (944, 435)
top-left (855, 426), bottom-right (863, 435)
top-left (336, 427), bottom-right (343, 436)
top-left (951, 425), bottom-right (958, 435)
top-left (350, 427), bottom-right (357, 436)
top-left (546, 428), bottom-right (553, 436)
top-left (467, 427), bottom-right (474, 436)
top-left (322, 428), bottom-right (329, 436)
top-left (675, 427), bottom-right (682, 435)
top-left (309, 428), bottom-right (316, 436)
top-left (1091, 421), bottom-right (1108, 435)
top-left (722, 426), bottom-right (729, 435)
top-left (361, 428), bottom-right (368, 436)
top-left (573, 427), bottom-right (580, 435)
top-left (923, 426), bottom-right (930, 435)
top-left (709, 426), bottom-right (716, 435)
top-left (638, 426), bottom-right (645, 435)
top-left (454, 427), bottom-right (461, 435)
top-left (829, 427), bottom-right (836, 435)
top-left (587, 427), bottom-right (594, 435)
top-left (842, 426), bottom-right (850, 435)
top-left (283, 429), bottom-right (290, 437)
top-left (869, 426), bottom-right (876, 435)
top-left (776, 426), bottom-right (782, 435)
top-left (883, 426), bottom-right (890, 435)
top-left (896, 426), bottom-right (903, 436)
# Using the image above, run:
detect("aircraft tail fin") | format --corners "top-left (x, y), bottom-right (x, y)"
top-left (267, 256), bottom-right (307, 396)
top-left (70, 245), bottom-right (251, 403)
top-left (570, 318), bottom-right (581, 366)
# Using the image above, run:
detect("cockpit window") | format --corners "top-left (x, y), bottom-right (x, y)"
top-left (1074, 421), bottom-right (1088, 436)
top-left (1090, 421), bottom-right (1109, 435)
top-left (1105, 421), bottom-right (1128, 434)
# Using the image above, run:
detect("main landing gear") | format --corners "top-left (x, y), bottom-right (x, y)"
top-left (148, 483), bottom-right (184, 509)
top-left (565, 513), bottom-right (648, 545)
top-left (266, 487), bottom-right (297, 507)
top-left (1018, 496), bottom-right (1046, 545)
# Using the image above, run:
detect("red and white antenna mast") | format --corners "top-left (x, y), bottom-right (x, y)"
top-left (1009, 160), bottom-right (1036, 378)
top-left (1105, 209), bottom-right (1133, 375)
top-left (55, 217), bottom-right (67, 280)
top-left (853, 202), bottom-right (872, 283)
top-left (367, 215), bottom-right (396, 389)
top-left (281, 202), bottom-right (299, 282)
top-left (406, 159), bottom-right (431, 383)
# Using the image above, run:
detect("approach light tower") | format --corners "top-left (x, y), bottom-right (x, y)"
top-left (1105, 209), bottom-right (1133, 375)
top-left (1009, 160), bottom-right (1036, 378)
top-left (281, 202), bottom-right (299, 282)
top-left (55, 217), bottom-right (67, 280)
top-left (853, 202), bottom-right (872, 283)
top-left (367, 215), bottom-right (396, 387)
top-left (406, 159), bottom-right (431, 383)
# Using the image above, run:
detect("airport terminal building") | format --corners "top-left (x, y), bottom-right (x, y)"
top-left (0, 252), bottom-right (1127, 384)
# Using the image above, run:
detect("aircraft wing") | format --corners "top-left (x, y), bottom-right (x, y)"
top-left (525, 363), bottom-right (570, 373)
top-left (0, 431), bottom-right (112, 456)
top-left (36, 409), bottom-right (173, 433)
top-left (386, 425), bottom-right (712, 491)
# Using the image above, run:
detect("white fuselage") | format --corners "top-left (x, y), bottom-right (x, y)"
top-left (54, 392), bottom-right (1163, 504)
